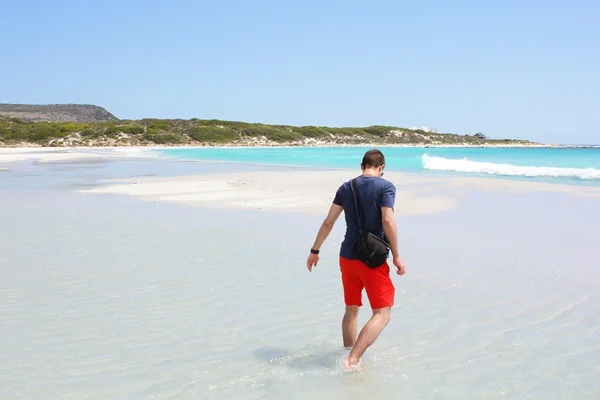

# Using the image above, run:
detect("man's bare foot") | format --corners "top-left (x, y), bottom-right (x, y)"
top-left (343, 356), bottom-right (361, 371)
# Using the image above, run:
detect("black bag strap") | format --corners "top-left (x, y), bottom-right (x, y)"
top-left (351, 178), bottom-right (364, 234)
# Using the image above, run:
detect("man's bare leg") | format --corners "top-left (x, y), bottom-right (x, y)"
top-left (344, 306), bottom-right (391, 369)
top-left (342, 306), bottom-right (359, 348)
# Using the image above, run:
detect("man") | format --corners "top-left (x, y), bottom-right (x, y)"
top-left (306, 149), bottom-right (406, 370)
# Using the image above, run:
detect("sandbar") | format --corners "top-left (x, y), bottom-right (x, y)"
top-left (79, 170), bottom-right (600, 216)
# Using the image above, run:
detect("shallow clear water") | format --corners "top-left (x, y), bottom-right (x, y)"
top-left (1, 157), bottom-right (599, 399)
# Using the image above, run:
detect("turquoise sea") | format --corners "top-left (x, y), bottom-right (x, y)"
top-left (157, 147), bottom-right (600, 186)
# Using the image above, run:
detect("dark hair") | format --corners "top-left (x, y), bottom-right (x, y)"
top-left (361, 149), bottom-right (385, 168)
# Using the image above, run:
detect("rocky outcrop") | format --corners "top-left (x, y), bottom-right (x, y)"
top-left (0, 104), bottom-right (118, 123)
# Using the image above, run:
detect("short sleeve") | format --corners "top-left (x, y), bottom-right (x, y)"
top-left (333, 185), bottom-right (344, 206)
top-left (380, 182), bottom-right (396, 209)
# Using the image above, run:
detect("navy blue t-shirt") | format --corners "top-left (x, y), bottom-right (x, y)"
top-left (333, 175), bottom-right (396, 260)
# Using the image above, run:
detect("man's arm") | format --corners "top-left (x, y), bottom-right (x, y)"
top-left (306, 204), bottom-right (343, 271)
top-left (311, 203), bottom-right (343, 251)
top-left (382, 207), bottom-right (399, 257)
top-left (382, 207), bottom-right (406, 275)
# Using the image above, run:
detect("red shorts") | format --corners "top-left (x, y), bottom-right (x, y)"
top-left (340, 257), bottom-right (395, 309)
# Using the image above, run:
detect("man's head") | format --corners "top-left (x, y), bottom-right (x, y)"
top-left (361, 149), bottom-right (385, 176)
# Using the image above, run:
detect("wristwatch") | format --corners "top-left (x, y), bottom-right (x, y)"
top-left (310, 248), bottom-right (320, 254)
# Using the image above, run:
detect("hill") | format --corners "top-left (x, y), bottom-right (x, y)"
top-left (0, 104), bottom-right (118, 123)
top-left (0, 115), bottom-right (536, 147)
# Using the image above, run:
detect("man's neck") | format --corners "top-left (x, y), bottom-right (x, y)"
top-left (362, 169), bottom-right (380, 177)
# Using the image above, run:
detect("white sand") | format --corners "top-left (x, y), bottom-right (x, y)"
top-left (0, 147), bottom-right (152, 163)
top-left (0, 148), bottom-right (107, 163)
top-left (79, 170), bottom-right (600, 216)
top-left (78, 171), bottom-right (458, 216)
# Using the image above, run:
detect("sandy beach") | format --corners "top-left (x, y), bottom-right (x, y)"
top-left (0, 147), bottom-right (153, 163)
top-left (2, 147), bottom-right (600, 399)
top-left (78, 169), bottom-right (600, 217)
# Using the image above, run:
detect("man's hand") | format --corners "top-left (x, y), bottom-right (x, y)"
top-left (306, 253), bottom-right (319, 272)
top-left (393, 256), bottom-right (406, 275)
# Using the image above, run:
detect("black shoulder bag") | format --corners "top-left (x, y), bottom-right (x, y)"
top-left (351, 178), bottom-right (390, 268)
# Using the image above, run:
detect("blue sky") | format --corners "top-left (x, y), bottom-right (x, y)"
top-left (1, 0), bottom-right (598, 144)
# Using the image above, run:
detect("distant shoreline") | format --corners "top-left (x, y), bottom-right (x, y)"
top-left (1, 142), bottom-right (597, 150)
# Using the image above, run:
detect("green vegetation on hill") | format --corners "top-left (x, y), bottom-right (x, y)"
top-left (0, 115), bottom-right (532, 147)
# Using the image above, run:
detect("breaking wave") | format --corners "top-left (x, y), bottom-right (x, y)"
top-left (422, 155), bottom-right (600, 180)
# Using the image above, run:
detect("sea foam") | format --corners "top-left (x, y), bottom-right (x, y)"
top-left (422, 154), bottom-right (600, 180)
